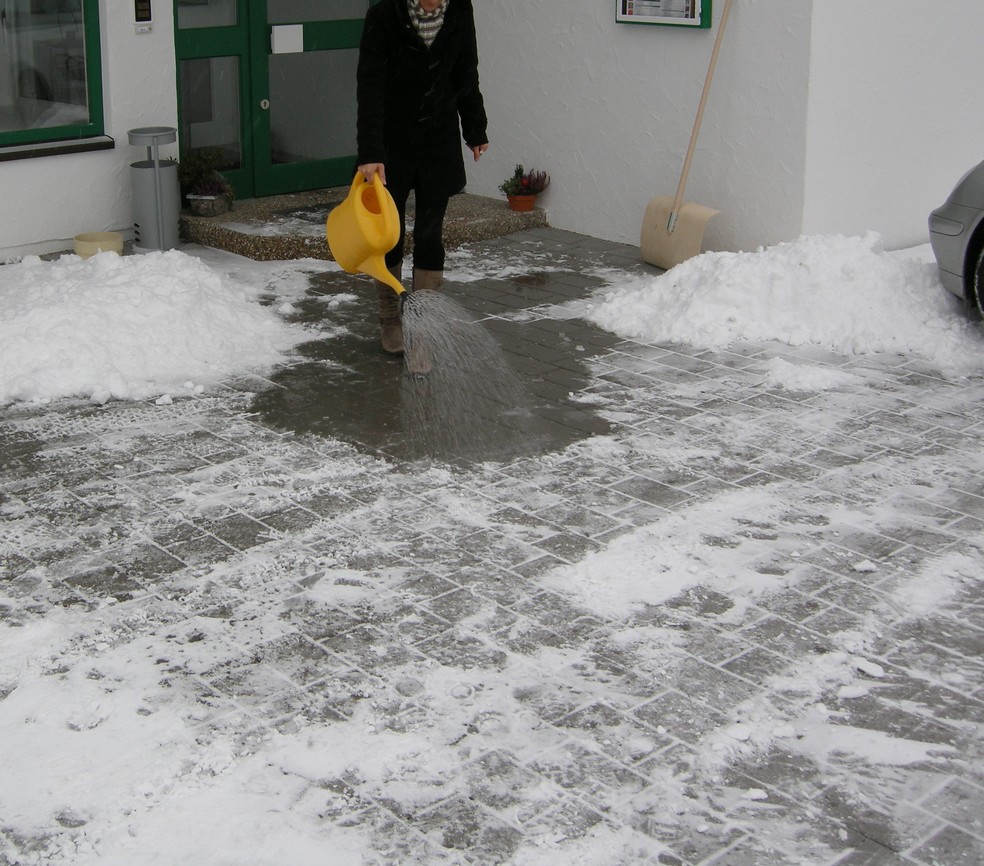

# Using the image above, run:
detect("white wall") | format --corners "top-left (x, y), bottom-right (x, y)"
top-left (469, 0), bottom-right (813, 253)
top-left (4, 1), bottom-right (982, 260)
top-left (470, 0), bottom-right (984, 253)
top-left (0, 4), bottom-right (178, 259)
top-left (802, 1), bottom-right (984, 250)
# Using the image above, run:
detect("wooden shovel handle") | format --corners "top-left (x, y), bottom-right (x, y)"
top-left (671, 0), bottom-right (734, 216)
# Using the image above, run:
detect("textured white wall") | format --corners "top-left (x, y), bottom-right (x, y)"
top-left (468, 0), bottom-right (812, 253)
top-left (802, 1), bottom-right (984, 250)
top-left (0, 6), bottom-right (178, 259)
top-left (470, 0), bottom-right (984, 253)
top-left (4, 1), bottom-right (981, 259)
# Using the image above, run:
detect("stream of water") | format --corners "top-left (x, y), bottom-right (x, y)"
top-left (399, 290), bottom-right (536, 461)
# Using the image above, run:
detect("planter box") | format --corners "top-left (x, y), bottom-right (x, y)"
top-left (187, 194), bottom-right (231, 217)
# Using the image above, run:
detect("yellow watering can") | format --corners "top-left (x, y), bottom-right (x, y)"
top-left (326, 172), bottom-right (405, 296)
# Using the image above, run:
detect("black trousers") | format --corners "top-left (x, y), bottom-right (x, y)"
top-left (384, 183), bottom-right (449, 272)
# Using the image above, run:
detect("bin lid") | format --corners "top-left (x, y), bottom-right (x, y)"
top-left (128, 127), bottom-right (177, 146)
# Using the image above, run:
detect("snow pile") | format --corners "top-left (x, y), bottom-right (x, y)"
top-left (0, 250), bottom-right (307, 405)
top-left (4, 232), bottom-right (981, 409)
top-left (578, 233), bottom-right (984, 376)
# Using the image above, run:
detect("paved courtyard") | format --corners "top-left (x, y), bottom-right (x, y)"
top-left (2, 227), bottom-right (983, 864)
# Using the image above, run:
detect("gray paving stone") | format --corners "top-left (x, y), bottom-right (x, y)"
top-left (2, 228), bottom-right (984, 864)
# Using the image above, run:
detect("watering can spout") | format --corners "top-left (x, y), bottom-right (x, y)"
top-left (361, 257), bottom-right (405, 295)
top-left (326, 172), bottom-right (405, 295)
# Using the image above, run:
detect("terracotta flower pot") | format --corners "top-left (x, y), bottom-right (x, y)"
top-left (507, 194), bottom-right (537, 212)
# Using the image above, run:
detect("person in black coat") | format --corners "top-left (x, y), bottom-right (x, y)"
top-left (356, 0), bottom-right (489, 355)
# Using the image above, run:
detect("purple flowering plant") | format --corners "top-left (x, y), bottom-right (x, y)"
top-left (499, 164), bottom-right (550, 197)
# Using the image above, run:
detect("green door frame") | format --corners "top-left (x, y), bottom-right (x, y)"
top-left (248, 17), bottom-right (365, 196)
top-left (174, 1), bottom-right (366, 200)
top-left (174, 0), bottom-right (253, 197)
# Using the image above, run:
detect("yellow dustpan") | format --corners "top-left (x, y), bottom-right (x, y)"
top-left (326, 172), bottom-right (405, 295)
top-left (641, 0), bottom-right (733, 271)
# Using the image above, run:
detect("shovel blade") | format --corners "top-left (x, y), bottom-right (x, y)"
top-left (640, 196), bottom-right (720, 271)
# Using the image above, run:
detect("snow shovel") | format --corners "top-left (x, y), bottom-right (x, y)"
top-left (641, 0), bottom-right (733, 270)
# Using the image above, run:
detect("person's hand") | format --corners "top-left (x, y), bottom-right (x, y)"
top-left (471, 143), bottom-right (489, 162)
top-left (358, 163), bottom-right (386, 184)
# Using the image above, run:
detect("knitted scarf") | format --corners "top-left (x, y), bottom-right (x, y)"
top-left (407, 0), bottom-right (447, 48)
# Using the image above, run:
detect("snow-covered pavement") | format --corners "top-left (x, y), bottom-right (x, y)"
top-left (2, 228), bottom-right (983, 865)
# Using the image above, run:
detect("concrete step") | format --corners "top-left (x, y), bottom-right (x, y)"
top-left (179, 189), bottom-right (548, 262)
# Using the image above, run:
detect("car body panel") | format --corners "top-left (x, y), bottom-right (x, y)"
top-left (929, 158), bottom-right (984, 302)
top-left (947, 160), bottom-right (984, 207)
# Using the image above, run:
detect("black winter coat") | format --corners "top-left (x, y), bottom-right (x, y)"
top-left (357, 0), bottom-right (488, 200)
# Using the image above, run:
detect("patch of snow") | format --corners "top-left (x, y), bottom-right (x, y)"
top-left (763, 357), bottom-right (862, 391)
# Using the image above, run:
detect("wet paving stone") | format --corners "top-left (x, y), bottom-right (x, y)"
top-left (3, 227), bottom-right (984, 864)
top-left (631, 690), bottom-right (731, 747)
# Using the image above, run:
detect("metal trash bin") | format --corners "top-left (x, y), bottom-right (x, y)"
top-left (129, 126), bottom-right (180, 251)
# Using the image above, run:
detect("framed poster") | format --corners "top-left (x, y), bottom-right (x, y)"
top-left (616, 0), bottom-right (711, 28)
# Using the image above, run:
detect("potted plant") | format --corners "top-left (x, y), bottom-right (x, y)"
top-left (499, 164), bottom-right (550, 212)
top-left (178, 148), bottom-right (236, 217)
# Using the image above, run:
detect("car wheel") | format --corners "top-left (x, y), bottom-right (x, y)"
top-left (976, 244), bottom-right (984, 318)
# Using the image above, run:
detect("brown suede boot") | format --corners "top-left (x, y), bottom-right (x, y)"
top-left (376, 264), bottom-right (404, 354)
top-left (412, 268), bottom-right (443, 293)
top-left (404, 269), bottom-right (443, 375)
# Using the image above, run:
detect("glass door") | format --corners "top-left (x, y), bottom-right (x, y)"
top-left (175, 0), bottom-right (248, 195)
top-left (250, 0), bottom-right (370, 196)
top-left (175, 0), bottom-right (369, 200)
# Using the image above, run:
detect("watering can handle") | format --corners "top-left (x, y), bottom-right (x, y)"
top-left (369, 171), bottom-right (400, 244)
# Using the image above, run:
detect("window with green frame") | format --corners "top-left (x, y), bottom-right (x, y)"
top-left (0, 0), bottom-right (107, 156)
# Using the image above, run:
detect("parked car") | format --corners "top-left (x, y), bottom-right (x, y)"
top-left (929, 158), bottom-right (984, 313)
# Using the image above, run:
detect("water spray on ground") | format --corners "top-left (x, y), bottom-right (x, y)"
top-left (399, 289), bottom-right (536, 461)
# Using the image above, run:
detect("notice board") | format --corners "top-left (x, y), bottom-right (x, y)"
top-left (616, 0), bottom-right (711, 28)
